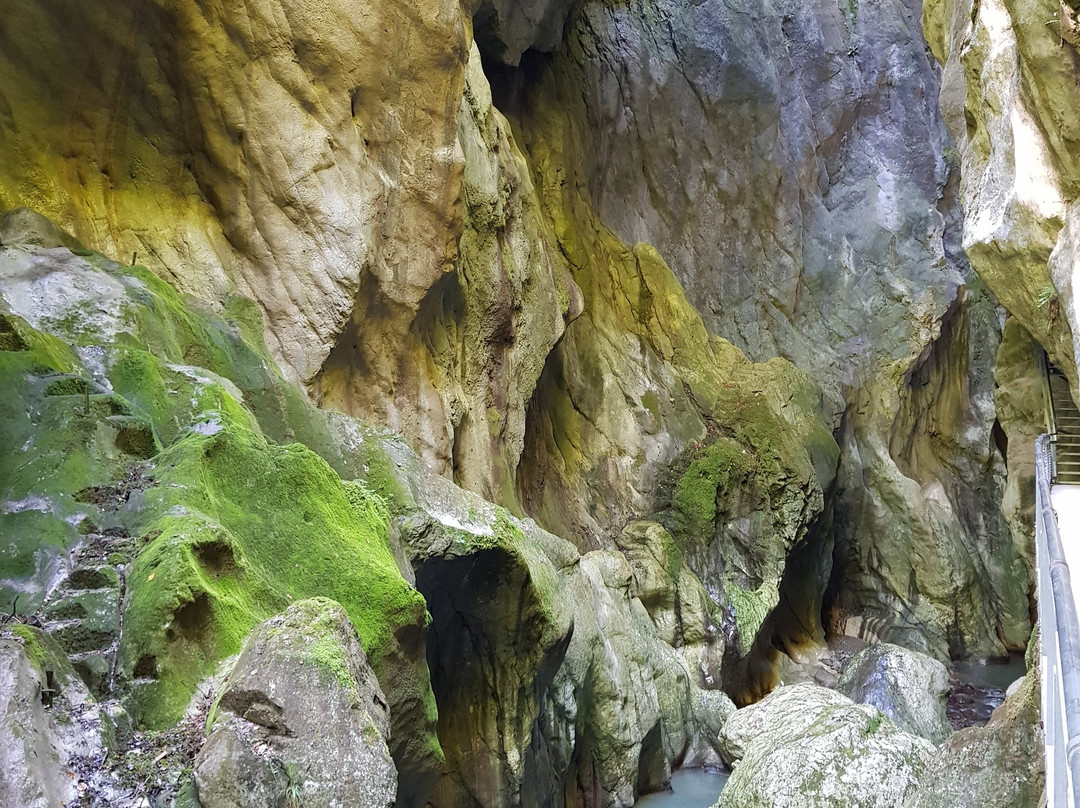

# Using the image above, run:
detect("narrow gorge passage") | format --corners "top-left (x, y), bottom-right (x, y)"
top-left (0, 0), bottom-right (1074, 806)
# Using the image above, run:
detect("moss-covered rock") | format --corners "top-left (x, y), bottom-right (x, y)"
top-left (118, 406), bottom-right (426, 728)
top-left (0, 218), bottom-right (441, 795)
top-left (0, 309), bottom-right (146, 612)
top-left (194, 598), bottom-right (397, 808)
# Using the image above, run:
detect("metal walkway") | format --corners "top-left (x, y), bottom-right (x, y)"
top-left (1038, 358), bottom-right (1080, 806)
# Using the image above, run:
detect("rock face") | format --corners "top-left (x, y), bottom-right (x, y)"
top-left (194, 598), bottom-right (397, 808)
top-left (0, 0), bottom-right (1036, 671)
top-left (718, 682), bottom-right (935, 808)
top-left (0, 0), bottom-right (1059, 799)
top-left (486, 0), bottom-right (1028, 662)
top-left (0, 210), bottom-right (748, 808)
top-left (0, 0), bottom-right (467, 391)
top-left (382, 441), bottom-right (737, 808)
top-left (925, 0), bottom-right (1080, 390)
top-left (0, 626), bottom-right (115, 808)
top-left (837, 643), bottom-right (952, 744)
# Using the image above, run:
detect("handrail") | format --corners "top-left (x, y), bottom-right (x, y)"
top-left (1035, 434), bottom-right (1080, 805)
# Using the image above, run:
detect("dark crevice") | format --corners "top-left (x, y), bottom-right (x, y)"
top-left (415, 547), bottom-right (572, 808)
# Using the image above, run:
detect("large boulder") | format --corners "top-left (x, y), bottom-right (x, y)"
top-left (0, 625), bottom-right (116, 807)
top-left (194, 598), bottom-right (397, 808)
top-left (718, 683), bottom-right (935, 808)
top-left (837, 643), bottom-right (951, 744)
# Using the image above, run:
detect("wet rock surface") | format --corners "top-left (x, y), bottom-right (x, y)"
top-left (837, 643), bottom-right (952, 744)
top-left (946, 679), bottom-right (1006, 731)
top-left (0, 625), bottom-right (119, 808)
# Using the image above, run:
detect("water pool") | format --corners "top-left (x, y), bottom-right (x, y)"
top-left (635, 769), bottom-right (729, 808)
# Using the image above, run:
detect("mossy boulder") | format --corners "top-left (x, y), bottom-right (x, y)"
top-left (118, 407), bottom-right (427, 729)
top-left (194, 598), bottom-right (397, 808)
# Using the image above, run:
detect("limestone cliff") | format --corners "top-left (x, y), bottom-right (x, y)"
top-left (925, 0), bottom-right (1080, 390)
top-left (0, 0), bottom-right (1038, 667)
top-left (0, 0), bottom-right (1060, 805)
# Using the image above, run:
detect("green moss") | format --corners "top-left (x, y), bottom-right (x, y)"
top-left (672, 437), bottom-right (752, 540)
top-left (342, 479), bottom-right (391, 529)
top-left (121, 410), bottom-right (427, 727)
top-left (0, 321), bottom-right (147, 610)
top-left (641, 391), bottom-right (661, 420)
top-left (724, 581), bottom-right (778, 654)
top-left (279, 600), bottom-right (365, 700)
top-left (221, 295), bottom-right (270, 355)
top-left (0, 312), bottom-right (79, 371)
top-left (107, 349), bottom-right (177, 445)
top-left (0, 511), bottom-right (75, 583)
top-left (9, 624), bottom-right (78, 680)
top-left (44, 376), bottom-right (91, 397)
top-left (1, 228), bottom-right (442, 750)
top-left (9, 624), bottom-right (48, 669)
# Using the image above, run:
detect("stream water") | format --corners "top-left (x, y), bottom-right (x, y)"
top-left (636, 769), bottom-right (730, 808)
top-left (947, 653), bottom-right (1027, 729)
top-left (630, 649), bottom-right (1025, 808)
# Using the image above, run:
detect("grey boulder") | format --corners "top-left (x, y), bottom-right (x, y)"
top-left (194, 598), bottom-right (397, 808)
top-left (837, 643), bottom-right (952, 744)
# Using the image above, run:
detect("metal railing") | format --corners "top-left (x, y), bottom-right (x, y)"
top-left (1035, 433), bottom-right (1080, 806)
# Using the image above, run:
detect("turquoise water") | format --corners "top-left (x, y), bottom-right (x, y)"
top-left (636, 769), bottom-right (729, 808)
top-left (951, 653), bottom-right (1027, 690)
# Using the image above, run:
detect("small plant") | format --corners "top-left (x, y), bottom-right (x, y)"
top-left (278, 762), bottom-right (305, 808)
top-left (1037, 283), bottom-right (1057, 309)
top-left (284, 779), bottom-right (304, 808)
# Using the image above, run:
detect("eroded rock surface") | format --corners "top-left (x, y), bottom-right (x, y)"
top-left (837, 643), bottom-right (952, 744)
top-left (718, 682), bottom-right (935, 808)
top-left (926, 0), bottom-right (1080, 390)
top-left (195, 598), bottom-right (397, 808)
top-left (0, 0), bottom-right (468, 390)
top-left (0, 0), bottom-right (1038, 681)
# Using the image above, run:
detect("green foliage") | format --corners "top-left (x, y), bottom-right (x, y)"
top-left (1037, 283), bottom-right (1056, 309)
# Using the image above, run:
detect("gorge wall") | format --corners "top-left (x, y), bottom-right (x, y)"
top-left (0, 0), bottom-right (1074, 805)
